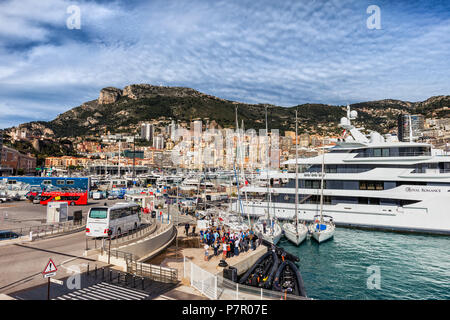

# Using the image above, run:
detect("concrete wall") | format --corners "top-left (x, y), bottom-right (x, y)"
top-left (229, 245), bottom-right (267, 276)
top-left (113, 222), bottom-right (176, 260)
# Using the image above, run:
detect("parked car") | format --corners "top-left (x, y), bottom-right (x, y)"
top-left (107, 194), bottom-right (117, 200)
top-left (0, 230), bottom-right (20, 241)
top-left (10, 193), bottom-right (21, 201)
top-left (32, 195), bottom-right (42, 204)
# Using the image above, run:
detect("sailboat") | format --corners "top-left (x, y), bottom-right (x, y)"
top-left (309, 141), bottom-right (335, 243)
top-left (254, 106), bottom-right (282, 245)
top-left (283, 109), bottom-right (308, 245)
top-left (222, 107), bottom-right (250, 233)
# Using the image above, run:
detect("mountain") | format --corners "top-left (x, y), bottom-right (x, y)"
top-left (7, 84), bottom-right (450, 139)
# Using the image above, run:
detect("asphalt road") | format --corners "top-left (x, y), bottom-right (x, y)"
top-left (0, 199), bottom-right (124, 230)
top-left (0, 229), bottom-right (108, 296)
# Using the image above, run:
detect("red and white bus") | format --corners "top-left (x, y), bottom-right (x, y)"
top-left (40, 191), bottom-right (88, 206)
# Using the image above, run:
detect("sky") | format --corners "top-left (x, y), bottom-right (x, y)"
top-left (0, 0), bottom-right (449, 129)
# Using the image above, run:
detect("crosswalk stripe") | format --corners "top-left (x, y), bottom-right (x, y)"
top-left (88, 285), bottom-right (138, 300)
top-left (88, 286), bottom-right (135, 300)
top-left (95, 282), bottom-right (149, 299)
top-left (95, 282), bottom-right (149, 298)
top-left (53, 281), bottom-right (150, 300)
top-left (65, 292), bottom-right (88, 300)
top-left (73, 290), bottom-right (105, 300)
top-left (76, 288), bottom-right (111, 300)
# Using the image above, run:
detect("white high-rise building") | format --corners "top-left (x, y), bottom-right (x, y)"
top-left (169, 120), bottom-right (177, 141)
top-left (141, 123), bottom-right (154, 142)
top-left (153, 134), bottom-right (165, 150)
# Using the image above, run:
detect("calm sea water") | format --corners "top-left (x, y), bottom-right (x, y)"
top-left (278, 228), bottom-right (450, 300)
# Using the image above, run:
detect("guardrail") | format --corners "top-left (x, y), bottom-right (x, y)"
top-left (183, 257), bottom-right (308, 300)
top-left (129, 260), bottom-right (178, 284)
top-left (105, 218), bottom-right (157, 247)
top-left (0, 218), bottom-right (86, 241)
top-left (100, 247), bottom-right (178, 284)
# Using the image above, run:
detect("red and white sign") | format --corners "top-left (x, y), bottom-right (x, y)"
top-left (42, 258), bottom-right (57, 278)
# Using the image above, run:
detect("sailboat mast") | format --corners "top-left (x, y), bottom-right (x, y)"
top-left (295, 109), bottom-right (299, 230)
top-left (234, 106), bottom-right (243, 219)
top-left (265, 106), bottom-right (271, 220)
top-left (239, 119), bottom-right (251, 228)
top-left (319, 139), bottom-right (325, 224)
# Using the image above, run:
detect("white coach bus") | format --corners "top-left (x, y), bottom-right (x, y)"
top-left (86, 202), bottom-right (141, 238)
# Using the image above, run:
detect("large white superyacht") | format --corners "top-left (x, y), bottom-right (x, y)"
top-left (233, 107), bottom-right (450, 235)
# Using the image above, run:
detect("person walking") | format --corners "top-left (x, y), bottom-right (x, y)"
top-left (222, 242), bottom-right (228, 260)
top-left (184, 223), bottom-right (190, 235)
top-left (204, 243), bottom-right (209, 261)
top-left (257, 231), bottom-right (263, 246)
top-left (213, 241), bottom-right (219, 256)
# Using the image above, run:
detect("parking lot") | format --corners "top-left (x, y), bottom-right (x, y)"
top-left (0, 199), bottom-right (124, 231)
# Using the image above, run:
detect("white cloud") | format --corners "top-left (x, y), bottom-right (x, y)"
top-left (0, 0), bottom-right (449, 128)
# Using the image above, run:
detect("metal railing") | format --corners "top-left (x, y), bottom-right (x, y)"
top-left (410, 168), bottom-right (450, 174)
top-left (129, 260), bottom-right (178, 284)
top-left (0, 218), bottom-right (86, 241)
top-left (83, 263), bottom-right (150, 292)
top-left (100, 246), bottom-right (178, 284)
top-left (183, 257), bottom-right (308, 300)
top-left (104, 219), bottom-right (157, 246)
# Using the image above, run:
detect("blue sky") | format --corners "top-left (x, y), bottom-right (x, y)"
top-left (1, 0), bottom-right (449, 129)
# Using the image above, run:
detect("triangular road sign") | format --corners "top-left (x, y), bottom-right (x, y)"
top-left (42, 259), bottom-right (57, 275)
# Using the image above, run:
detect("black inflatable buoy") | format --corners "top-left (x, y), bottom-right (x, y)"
top-left (218, 260), bottom-right (228, 267)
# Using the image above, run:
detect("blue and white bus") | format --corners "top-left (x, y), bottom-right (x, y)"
top-left (1, 177), bottom-right (90, 191)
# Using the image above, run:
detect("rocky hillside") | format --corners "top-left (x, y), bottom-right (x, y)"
top-left (10, 84), bottom-right (450, 138)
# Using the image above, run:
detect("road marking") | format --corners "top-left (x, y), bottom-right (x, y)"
top-left (53, 282), bottom-right (149, 300)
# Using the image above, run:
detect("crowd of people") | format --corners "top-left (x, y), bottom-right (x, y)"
top-left (197, 226), bottom-right (262, 261)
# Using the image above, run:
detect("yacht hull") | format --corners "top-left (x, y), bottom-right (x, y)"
top-left (282, 223), bottom-right (307, 246)
top-left (233, 196), bottom-right (450, 235)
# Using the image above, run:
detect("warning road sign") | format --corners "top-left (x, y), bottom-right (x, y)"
top-left (42, 258), bottom-right (57, 277)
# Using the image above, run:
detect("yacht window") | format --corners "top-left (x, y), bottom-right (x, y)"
top-left (382, 149), bottom-right (390, 157)
top-left (359, 182), bottom-right (366, 190)
top-left (375, 183), bottom-right (384, 190)
top-left (367, 183), bottom-right (375, 190)
top-left (373, 149), bottom-right (382, 157)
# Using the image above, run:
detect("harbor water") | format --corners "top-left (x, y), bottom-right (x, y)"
top-left (278, 227), bottom-right (450, 300)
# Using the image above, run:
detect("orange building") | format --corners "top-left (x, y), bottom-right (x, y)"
top-left (1, 146), bottom-right (36, 175)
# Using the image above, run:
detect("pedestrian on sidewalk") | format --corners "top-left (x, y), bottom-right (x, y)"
top-left (234, 238), bottom-right (240, 256)
top-left (204, 243), bottom-right (210, 261)
top-left (213, 241), bottom-right (219, 256)
top-left (185, 223), bottom-right (190, 235)
top-left (222, 242), bottom-right (227, 260)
